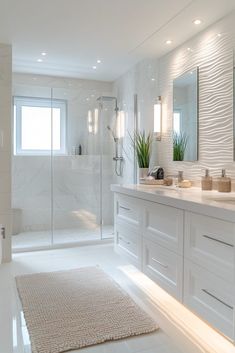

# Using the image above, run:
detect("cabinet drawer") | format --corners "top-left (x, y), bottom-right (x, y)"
top-left (184, 260), bottom-right (234, 340)
top-left (115, 194), bottom-right (141, 227)
top-left (143, 201), bottom-right (184, 254)
top-left (143, 238), bottom-right (183, 300)
top-left (185, 212), bottom-right (235, 282)
top-left (115, 222), bottom-right (141, 268)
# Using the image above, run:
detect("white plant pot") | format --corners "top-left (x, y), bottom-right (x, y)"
top-left (138, 168), bottom-right (149, 181)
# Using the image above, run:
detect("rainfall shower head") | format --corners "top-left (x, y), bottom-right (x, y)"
top-left (97, 96), bottom-right (118, 111)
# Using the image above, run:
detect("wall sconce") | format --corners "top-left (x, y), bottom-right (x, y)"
top-left (94, 108), bottom-right (98, 134)
top-left (87, 110), bottom-right (93, 133)
top-left (116, 110), bottom-right (125, 139)
top-left (87, 109), bottom-right (98, 134)
top-left (154, 96), bottom-right (162, 141)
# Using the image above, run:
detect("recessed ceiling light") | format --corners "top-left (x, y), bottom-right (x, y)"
top-left (166, 40), bottom-right (172, 45)
top-left (187, 47), bottom-right (191, 51)
top-left (41, 52), bottom-right (47, 56)
top-left (97, 59), bottom-right (101, 64)
top-left (92, 65), bottom-right (97, 70)
top-left (217, 33), bottom-right (222, 37)
top-left (151, 78), bottom-right (155, 81)
top-left (37, 58), bottom-right (43, 62)
top-left (193, 19), bottom-right (202, 25)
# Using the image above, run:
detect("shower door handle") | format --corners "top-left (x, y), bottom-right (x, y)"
top-left (1, 226), bottom-right (5, 239)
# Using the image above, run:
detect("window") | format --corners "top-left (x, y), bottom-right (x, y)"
top-left (173, 110), bottom-right (182, 135)
top-left (14, 97), bottom-right (67, 155)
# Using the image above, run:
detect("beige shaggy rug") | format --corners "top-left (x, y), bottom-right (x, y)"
top-left (16, 266), bottom-right (158, 353)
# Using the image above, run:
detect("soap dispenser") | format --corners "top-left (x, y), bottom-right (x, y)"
top-left (218, 169), bottom-right (231, 193)
top-left (201, 169), bottom-right (212, 191)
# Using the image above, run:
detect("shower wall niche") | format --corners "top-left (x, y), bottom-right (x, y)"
top-left (12, 74), bottom-right (116, 251)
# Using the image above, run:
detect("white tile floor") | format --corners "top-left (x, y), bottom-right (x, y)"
top-left (12, 226), bottom-right (114, 251)
top-left (0, 244), bottom-right (184, 353)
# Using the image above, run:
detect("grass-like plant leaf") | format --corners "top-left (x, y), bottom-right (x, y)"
top-left (129, 130), bottom-right (153, 168)
top-left (173, 132), bottom-right (188, 161)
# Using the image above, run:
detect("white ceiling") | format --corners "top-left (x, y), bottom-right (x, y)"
top-left (0, 0), bottom-right (234, 81)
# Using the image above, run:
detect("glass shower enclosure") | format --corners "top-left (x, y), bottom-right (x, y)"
top-left (12, 80), bottom-right (116, 251)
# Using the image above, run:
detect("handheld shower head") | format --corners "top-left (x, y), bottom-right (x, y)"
top-left (107, 125), bottom-right (118, 141)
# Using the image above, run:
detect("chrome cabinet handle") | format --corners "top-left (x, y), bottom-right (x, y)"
top-left (119, 205), bottom-right (130, 211)
top-left (152, 257), bottom-right (168, 269)
top-left (202, 234), bottom-right (233, 248)
top-left (119, 236), bottom-right (131, 245)
top-left (202, 289), bottom-right (233, 310)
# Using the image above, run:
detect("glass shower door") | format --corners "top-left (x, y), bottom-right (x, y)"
top-left (99, 97), bottom-right (116, 239)
top-left (52, 86), bottom-right (102, 245)
top-left (12, 81), bottom-right (116, 251)
top-left (12, 83), bottom-right (53, 251)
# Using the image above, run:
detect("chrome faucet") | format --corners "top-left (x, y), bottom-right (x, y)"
top-left (178, 171), bottom-right (183, 183)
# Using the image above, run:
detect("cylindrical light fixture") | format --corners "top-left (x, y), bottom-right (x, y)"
top-left (116, 110), bottom-right (125, 139)
top-left (87, 110), bottom-right (93, 133)
top-left (154, 96), bottom-right (162, 141)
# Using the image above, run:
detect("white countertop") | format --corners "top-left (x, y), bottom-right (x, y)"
top-left (111, 184), bottom-right (235, 222)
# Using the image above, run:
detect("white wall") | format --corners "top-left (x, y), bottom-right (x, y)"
top-left (114, 12), bottom-right (235, 187)
top-left (0, 44), bottom-right (12, 262)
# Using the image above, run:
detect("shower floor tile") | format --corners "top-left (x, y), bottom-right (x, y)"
top-left (12, 225), bottom-right (114, 251)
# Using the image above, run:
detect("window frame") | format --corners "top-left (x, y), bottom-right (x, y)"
top-left (14, 96), bottom-right (67, 156)
top-left (173, 109), bottom-right (182, 135)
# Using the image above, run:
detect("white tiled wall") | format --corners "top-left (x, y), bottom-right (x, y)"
top-left (0, 44), bottom-right (12, 262)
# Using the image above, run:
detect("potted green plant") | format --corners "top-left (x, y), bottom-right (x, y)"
top-left (173, 132), bottom-right (188, 161)
top-left (130, 130), bottom-right (153, 180)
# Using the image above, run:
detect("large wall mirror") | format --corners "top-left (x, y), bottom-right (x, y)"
top-left (173, 67), bottom-right (199, 161)
top-left (233, 66), bottom-right (235, 161)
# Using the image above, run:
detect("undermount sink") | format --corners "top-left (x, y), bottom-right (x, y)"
top-left (153, 185), bottom-right (179, 192)
top-left (204, 196), bottom-right (235, 204)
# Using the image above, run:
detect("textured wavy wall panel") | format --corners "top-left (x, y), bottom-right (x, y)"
top-left (158, 30), bottom-right (234, 181)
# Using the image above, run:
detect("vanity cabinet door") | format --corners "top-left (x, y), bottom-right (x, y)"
top-left (184, 212), bottom-right (235, 282)
top-left (115, 194), bottom-right (142, 228)
top-left (143, 201), bottom-right (184, 255)
top-left (114, 193), bottom-right (142, 268)
top-left (115, 221), bottom-right (141, 269)
top-left (143, 237), bottom-right (183, 300)
top-left (184, 260), bottom-right (234, 340)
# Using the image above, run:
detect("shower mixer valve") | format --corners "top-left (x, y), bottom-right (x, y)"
top-left (113, 156), bottom-right (124, 161)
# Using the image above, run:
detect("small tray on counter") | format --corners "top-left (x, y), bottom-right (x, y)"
top-left (139, 179), bottom-right (165, 185)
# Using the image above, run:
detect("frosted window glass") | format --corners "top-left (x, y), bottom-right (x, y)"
top-left (21, 107), bottom-right (61, 150)
top-left (14, 97), bottom-right (66, 155)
